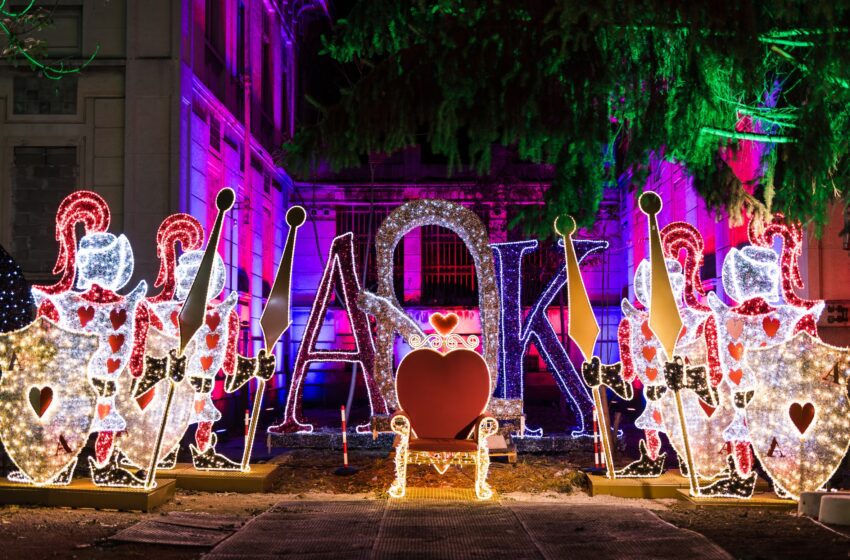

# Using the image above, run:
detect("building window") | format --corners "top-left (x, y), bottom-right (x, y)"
top-left (11, 147), bottom-right (78, 275)
top-left (13, 75), bottom-right (78, 115)
top-left (205, 0), bottom-right (225, 57)
top-left (421, 225), bottom-right (480, 306)
top-left (336, 206), bottom-right (404, 298)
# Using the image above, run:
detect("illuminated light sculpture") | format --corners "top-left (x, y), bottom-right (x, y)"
top-left (119, 214), bottom-right (205, 472)
top-left (708, 242), bottom-right (825, 497)
top-left (31, 190), bottom-right (149, 488)
top-left (269, 232), bottom-right (388, 434)
top-left (746, 332), bottom-right (850, 500)
top-left (0, 317), bottom-right (98, 485)
top-left (360, 199), bottom-right (507, 420)
top-left (491, 238), bottom-right (607, 437)
top-left (0, 243), bottom-right (34, 333)
top-left (556, 215), bottom-right (633, 479)
top-left (388, 313), bottom-right (499, 500)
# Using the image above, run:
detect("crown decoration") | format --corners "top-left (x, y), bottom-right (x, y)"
top-left (408, 312), bottom-right (479, 351)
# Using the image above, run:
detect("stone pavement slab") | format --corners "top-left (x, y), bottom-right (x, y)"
top-left (203, 500), bottom-right (733, 560)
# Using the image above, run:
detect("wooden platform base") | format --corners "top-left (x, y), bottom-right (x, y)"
top-left (154, 463), bottom-right (279, 493)
top-left (675, 489), bottom-right (797, 509)
top-left (0, 478), bottom-right (175, 512)
top-left (588, 470), bottom-right (691, 499)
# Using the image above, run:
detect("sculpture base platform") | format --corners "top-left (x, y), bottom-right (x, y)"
top-left (155, 463), bottom-right (279, 493)
top-left (676, 489), bottom-right (796, 509)
top-left (588, 470), bottom-right (691, 499)
top-left (0, 478), bottom-right (175, 512)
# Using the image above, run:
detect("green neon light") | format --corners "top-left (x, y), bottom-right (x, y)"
top-left (700, 127), bottom-right (795, 143)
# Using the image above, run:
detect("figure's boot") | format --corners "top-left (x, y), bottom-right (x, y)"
top-left (190, 433), bottom-right (241, 471)
top-left (89, 450), bottom-right (146, 488)
top-left (696, 454), bottom-right (757, 498)
top-left (615, 439), bottom-right (666, 478)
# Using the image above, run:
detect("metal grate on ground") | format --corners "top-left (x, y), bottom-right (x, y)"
top-left (110, 512), bottom-right (245, 548)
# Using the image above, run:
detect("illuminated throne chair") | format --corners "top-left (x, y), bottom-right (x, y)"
top-left (388, 313), bottom-right (498, 500)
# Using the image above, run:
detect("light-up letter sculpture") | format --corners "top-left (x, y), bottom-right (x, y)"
top-left (31, 190), bottom-right (149, 488)
top-left (491, 239), bottom-right (607, 437)
top-left (556, 215), bottom-right (633, 479)
top-left (268, 232), bottom-right (388, 434)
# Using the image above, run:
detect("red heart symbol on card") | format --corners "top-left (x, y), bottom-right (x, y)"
top-left (194, 399), bottom-right (205, 414)
top-left (646, 367), bottom-right (658, 382)
top-left (170, 311), bottom-right (179, 328)
top-left (726, 318), bottom-right (744, 341)
top-left (206, 312), bottom-right (221, 332)
top-left (727, 342), bottom-right (744, 361)
top-left (699, 400), bottom-right (717, 418)
top-left (110, 308), bottom-right (127, 330)
top-left (206, 333), bottom-right (220, 350)
top-left (108, 334), bottom-right (125, 353)
top-left (789, 402), bottom-right (815, 435)
top-left (200, 356), bottom-right (214, 372)
top-left (763, 317), bottom-right (780, 338)
top-left (97, 403), bottom-right (111, 419)
top-left (429, 312), bottom-right (459, 336)
top-left (652, 410), bottom-right (663, 425)
top-left (106, 358), bottom-right (121, 373)
top-left (677, 325), bottom-right (688, 341)
top-left (728, 368), bottom-right (743, 385)
top-left (28, 386), bottom-right (53, 418)
top-left (77, 306), bottom-right (95, 328)
top-left (136, 388), bottom-right (156, 411)
top-left (640, 321), bottom-right (653, 340)
top-left (642, 346), bottom-right (657, 362)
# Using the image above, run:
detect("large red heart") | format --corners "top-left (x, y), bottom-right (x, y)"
top-left (429, 312), bottom-right (459, 336)
top-left (194, 399), bottom-right (205, 414)
top-left (136, 388), bottom-right (156, 411)
top-left (206, 312), bottom-right (221, 332)
top-left (699, 400), bottom-right (716, 418)
top-left (645, 367), bottom-right (658, 382)
top-left (108, 334), bottom-right (125, 353)
top-left (727, 342), bottom-right (744, 361)
top-left (641, 346), bottom-right (657, 362)
top-left (763, 316), bottom-right (781, 338)
top-left (726, 318), bottom-right (744, 341)
top-left (28, 386), bottom-right (53, 417)
top-left (789, 402), bottom-right (816, 435)
top-left (206, 333), bottom-right (220, 350)
top-left (106, 358), bottom-right (121, 373)
top-left (97, 403), bottom-right (111, 419)
top-left (728, 368), bottom-right (743, 385)
top-left (640, 321), bottom-right (653, 340)
top-left (77, 306), bottom-right (95, 328)
top-left (200, 356), bottom-right (214, 372)
top-left (110, 308), bottom-right (127, 330)
top-left (396, 348), bottom-right (490, 439)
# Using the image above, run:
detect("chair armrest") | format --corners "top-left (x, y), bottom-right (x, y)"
top-left (474, 415), bottom-right (499, 445)
top-left (391, 411), bottom-right (412, 437)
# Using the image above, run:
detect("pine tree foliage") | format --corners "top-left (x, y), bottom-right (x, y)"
top-left (284, 1), bottom-right (850, 234)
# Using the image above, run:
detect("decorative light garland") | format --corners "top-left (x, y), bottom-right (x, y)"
top-left (0, 244), bottom-right (33, 333)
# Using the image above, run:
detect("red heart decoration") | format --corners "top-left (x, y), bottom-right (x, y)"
top-left (763, 316), bottom-right (781, 338)
top-left (110, 308), bottom-right (127, 330)
top-left (106, 358), bottom-right (121, 373)
top-left (206, 333), bottom-right (220, 350)
top-left (640, 321), bottom-right (653, 340)
top-left (699, 400), bottom-right (716, 418)
top-left (77, 306), bottom-right (95, 328)
top-left (645, 367), bottom-right (658, 382)
top-left (726, 318), bottom-right (744, 341)
top-left (728, 368), bottom-right (743, 385)
top-left (194, 399), bottom-right (205, 414)
top-left (28, 386), bottom-right (53, 417)
top-left (677, 325), bottom-right (688, 341)
top-left (108, 334), bottom-right (125, 353)
top-left (429, 312), bottom-right (459, 336)
top-left (200, 356), bottom-right (214, 372)
top-left (789, 402), bottom-right (816, 435)
top-left (396, 348), bottom-right (491, 439)
top-left (642, 346), bottom-right (657, 362)
top-left (652, 410), bottom-right (663, 425)
top-left (97, 403), bottom-right (111, 419)
top-left (170, 311), bottom-right (179, 328)
top-left (727, 342), bottom-right (744, 361)
top-left (206, 312), bottom-right (221, 332)
top-left (136, 388), bottom-right (156, 411)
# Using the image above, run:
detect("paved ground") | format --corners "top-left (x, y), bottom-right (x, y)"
top-left (203, 499), bottom-right (732, 560)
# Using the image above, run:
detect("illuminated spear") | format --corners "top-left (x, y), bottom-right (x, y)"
top-left (144, 188), bottom-right (235, 489)
top-left (638, 191), bottom-right (698, 495)
top-left (556, 215), bottom-right (633, 479)
top-left (240, 205), bottom-right (305, 471)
